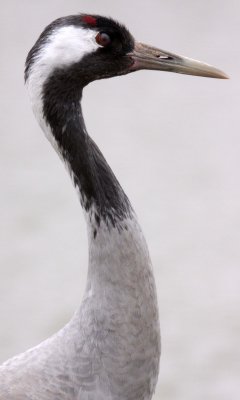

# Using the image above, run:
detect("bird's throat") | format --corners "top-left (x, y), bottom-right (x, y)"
top-left (39, 77), bottom-right (132, 232)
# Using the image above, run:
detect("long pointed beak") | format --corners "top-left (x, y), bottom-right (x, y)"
top-left (128, 42), bottom-right (228, 79)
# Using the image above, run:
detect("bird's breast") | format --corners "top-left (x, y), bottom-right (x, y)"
top-left (75, 214), bottom-right (161, 398)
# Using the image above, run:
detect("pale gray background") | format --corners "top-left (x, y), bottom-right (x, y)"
top-left (0, 1), bottom-right (239, 399)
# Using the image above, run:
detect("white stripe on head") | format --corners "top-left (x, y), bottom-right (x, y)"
top-left (26, 26), bottom-right (100, 140)
top-left (28, 26), bottom-right (100, 83)
top-left (41, 26), bottom-right (99, 68)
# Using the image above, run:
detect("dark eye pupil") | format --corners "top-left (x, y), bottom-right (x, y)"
top-left (96, 32), bottom-right (111, 47)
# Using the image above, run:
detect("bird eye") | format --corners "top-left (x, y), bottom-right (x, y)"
top-left (96, 32), bottom-right (111, 47)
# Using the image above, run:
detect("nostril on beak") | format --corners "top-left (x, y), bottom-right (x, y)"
top-left (156, 54), bottom-right (173, 60)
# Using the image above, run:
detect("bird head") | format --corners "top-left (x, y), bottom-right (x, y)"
top-left (25, 13), bottom-right (227, 91)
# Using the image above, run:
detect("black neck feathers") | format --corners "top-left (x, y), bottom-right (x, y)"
top-left (42, 71), bottom-right (132, 227)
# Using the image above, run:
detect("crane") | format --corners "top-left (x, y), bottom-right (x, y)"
top-left (0, 14), bottom-right (227, 400)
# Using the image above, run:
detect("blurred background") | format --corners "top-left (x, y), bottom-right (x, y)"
top-left (0, 1), bottom-right (239, 399)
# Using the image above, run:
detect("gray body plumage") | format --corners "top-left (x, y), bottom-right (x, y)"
top-left (0, 217), bottom-right (160, 400)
